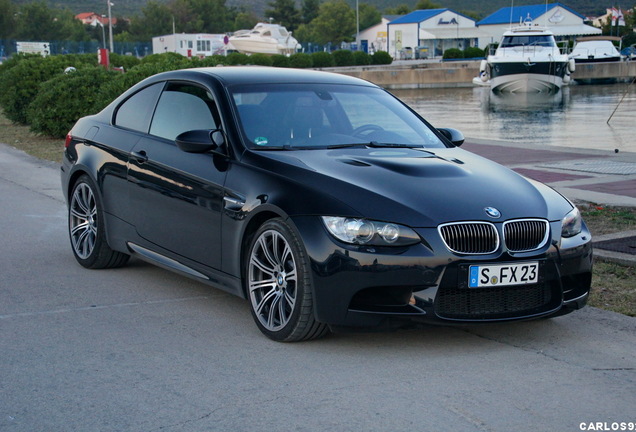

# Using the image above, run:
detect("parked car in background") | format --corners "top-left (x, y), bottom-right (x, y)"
top-left (61, 67), bottom-right (593, 341)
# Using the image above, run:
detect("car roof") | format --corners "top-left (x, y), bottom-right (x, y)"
top-left (149, 66), bottom-right (378, 87)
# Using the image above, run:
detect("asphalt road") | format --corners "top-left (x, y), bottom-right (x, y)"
top-left (1, 144), bottom-right (635, 432)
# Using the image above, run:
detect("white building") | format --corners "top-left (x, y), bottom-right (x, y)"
top-left (476, 2), bottom-right (601, 44)
top-left (387, 9), bottom-right (490, 59)
top-left (152, 33), bottom-right (230, 57)
top-left (357, 15), bottom-right (401, 54)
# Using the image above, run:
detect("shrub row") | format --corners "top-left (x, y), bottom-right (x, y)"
top-left (0, 50), bottom-right (392, 138)
top-left (442, 47), bottom-right (486, 60)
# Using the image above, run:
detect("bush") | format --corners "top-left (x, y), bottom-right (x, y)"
top-left (332, 50), bottom-right (354, 67)
top-left (27, 66), bottom-right (118, 138)
top-left (271, 54), bottom-right (291, 68)
top-left (140, 52), bottom-right (185, 64)
top-left (371, 51), bottom-right (392, 65)
top-left (463, 47), bottom-right (485, 59)
top-left (109, 53), bottom-right (141, 70)
top-left (443, 48), bottom-right (464, 59)
top-left (289, 53), bottom-right (313, 68)
top-left (204, 55), bottom-right (228, 66)
top-left (311, 51), bottom-right (335, 68)
top-left (248, 53), bottom-right (273, 66)
top-left (352, 51), bottom-right (371, 66)
top-left (0, 54), bottom-right (96, 124)
top-left (226, 52), bottom-right (250, 65)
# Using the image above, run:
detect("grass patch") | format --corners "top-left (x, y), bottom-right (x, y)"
top-left (0, 108), bottom-right (64, 163)
top-left (580, 203), bottom-right (636, 236)
top-left (590, 260), bottom-right (636, 317)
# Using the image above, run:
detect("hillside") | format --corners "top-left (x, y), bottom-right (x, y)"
top-left (15, 0), bottom-right (609, 20)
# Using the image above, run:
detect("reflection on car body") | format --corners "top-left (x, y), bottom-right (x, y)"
top-left (61, 67), bottom-right (593, 341)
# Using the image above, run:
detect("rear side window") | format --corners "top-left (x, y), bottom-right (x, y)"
top-left (149, 83), bottom-right (219, 140)
top-left (114, 82), bottom-right (163, 132)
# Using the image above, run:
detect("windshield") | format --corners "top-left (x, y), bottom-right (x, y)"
top-left (231, 83), bottom-right (446, 150)
top-left (500, 35), bottom-right (556, 48)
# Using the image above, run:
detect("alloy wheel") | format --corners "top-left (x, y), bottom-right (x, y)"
top-left (248, 229), bottom-right (298, 332)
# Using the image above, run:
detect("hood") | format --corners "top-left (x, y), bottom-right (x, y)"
top-left (251, 147), bottom-right (572, 228)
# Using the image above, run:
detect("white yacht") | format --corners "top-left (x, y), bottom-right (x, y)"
top-left (476, 19), bottom-right (575, 93)
top-left (570, 37), bottom-right (622, 63)
top-left (229, 23), bottom-right (300, 55)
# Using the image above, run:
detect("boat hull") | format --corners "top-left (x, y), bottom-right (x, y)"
top-left (489, 61), bottom-right (569, 93)
top-left (228, 38), bottom-right (295, 55)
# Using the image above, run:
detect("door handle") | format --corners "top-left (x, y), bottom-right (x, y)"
top-left (131, 150), bottom-right (148, 163)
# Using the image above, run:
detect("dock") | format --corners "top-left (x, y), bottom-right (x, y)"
top-left (327, 59), bottom-right (636, 89)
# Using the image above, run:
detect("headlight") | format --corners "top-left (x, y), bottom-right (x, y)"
top-left (561, 206), bottom-right (582, 238)
top-left (321, 216), bottom-right (420, 246)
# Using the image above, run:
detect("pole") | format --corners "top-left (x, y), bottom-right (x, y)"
top-left (107, 0), bottom-right (114, 54)
top-left (99, 19), bottom-right (106, 49)
top-left (356, 0), bottom-right (359, 51)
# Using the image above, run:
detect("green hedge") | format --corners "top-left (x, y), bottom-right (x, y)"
top-left (27, 67), bottom-right (118, 138)
top-left (332, 50), bottom-right (354, 67)
top-left (463, 47), bottom-right (485, 58)
top-left (352, 51), bottom-right (371, 66)
top-left (371, 51), bottom-right (392, 65)
top-left (248, 53), bottom-right (273, 66)
top-left (443, 48), bottom-right (464, 60)
top-left (0, 54), bottom-right (96, 124)
top-left (289, 53), bottom-right (313, 68)
top-left (311, 51), bottom-right (335, 68)
top-left (0, 50), bottom-right (396, 142)
top-left (271, 54), bottom-right (291, 68)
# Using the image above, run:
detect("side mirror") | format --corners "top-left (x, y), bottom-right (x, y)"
top-left (437, 127), bottom-right (465, 147)
top-left (175, 129), bottom-right (226, 154)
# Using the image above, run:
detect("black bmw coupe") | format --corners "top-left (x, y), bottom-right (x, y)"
top-left (61, 66), bottom-right (592, 341)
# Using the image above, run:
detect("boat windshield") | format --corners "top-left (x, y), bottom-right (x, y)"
top-left (230, 83), bottom-right (447, 150)
top-left (500, 35), bottom-right (556, 48)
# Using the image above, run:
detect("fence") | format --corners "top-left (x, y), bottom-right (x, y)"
top-left (0, 39), bottom-right (153, 59)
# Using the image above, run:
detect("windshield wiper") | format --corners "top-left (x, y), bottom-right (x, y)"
top-left (366, 141), bottom-right (422, 149)
top-left (252, 145), bottom-right (294, 151)
top-left (326, 143), bottom-right (370, 149)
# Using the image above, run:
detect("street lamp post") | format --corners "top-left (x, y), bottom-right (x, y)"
top-left (107, 0), bottom-right (114, 53)
top-left (356, 0), bottom-right (359, 51)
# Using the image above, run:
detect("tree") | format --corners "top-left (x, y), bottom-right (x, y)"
top-left (385, 4), bottom-right (410, 15)
top-left (234, 11), bottom-right (259, 31)
top-left (0, 0), bottom-right (16, 39)
top-left (129, 1), bottom-right (173, 41)
top-left (12, 1), bottom-right (87, 42)
top-left (358, 3), bottom-right (381, 31)
top-left (265, 0), bottom-right (301, 32)
top-left (301, 0), bottom-right (320, 24)
top-left (414, 0), bottom-right (440, 9)
top-left (185, 0), bottom-right (235, 33)
top-left (303, 0), bottom-right (355, 45)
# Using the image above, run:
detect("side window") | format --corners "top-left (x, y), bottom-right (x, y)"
top-left (149, 83), bottom-right (219, 141)
top-left (114, 82), bottom-right (163, 132)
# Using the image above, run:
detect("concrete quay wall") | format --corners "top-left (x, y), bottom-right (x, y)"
top-left (327, 60), bottom-right (636, 89)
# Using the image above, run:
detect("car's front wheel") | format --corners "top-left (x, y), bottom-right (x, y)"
top-left (68, 174), bottom-right (129, 269)
top-left (246, 218), bottom-right (329, 342)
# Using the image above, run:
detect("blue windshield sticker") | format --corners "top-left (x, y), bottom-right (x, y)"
top-left (255, 137), bottom-right (268, 146)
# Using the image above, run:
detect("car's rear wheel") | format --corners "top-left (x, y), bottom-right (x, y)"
top-left (68, 175), bottom-right (129, 269)
top-left (246, 218), bottom-right (329, 342)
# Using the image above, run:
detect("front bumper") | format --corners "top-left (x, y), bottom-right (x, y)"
top-left (291, 216), bottom-right (593, 328)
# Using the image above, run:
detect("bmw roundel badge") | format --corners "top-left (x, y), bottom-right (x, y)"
top-left (485, 207), bottom-right (501, 218)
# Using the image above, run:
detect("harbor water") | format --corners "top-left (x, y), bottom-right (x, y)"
top-left (393, 83), bottom-right (635, 153)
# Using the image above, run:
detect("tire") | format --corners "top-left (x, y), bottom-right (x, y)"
top-left (68, 174), bottom-right (129, 269)
top-left (246, 218), bottom-right (329, 342)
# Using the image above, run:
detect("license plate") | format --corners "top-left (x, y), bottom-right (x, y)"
top-left (469, 262), bottom-right (539, 288)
